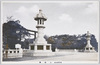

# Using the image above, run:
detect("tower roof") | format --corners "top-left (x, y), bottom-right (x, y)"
top-left (34, 9), bottom-right (47, 21)
top-left (86, 31), bottom-right (91, 36)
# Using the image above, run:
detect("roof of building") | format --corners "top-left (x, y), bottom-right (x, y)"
top-left (34, 9), bottom-right (47, 21)
top-left (86, 31), bottom-right (91, 36)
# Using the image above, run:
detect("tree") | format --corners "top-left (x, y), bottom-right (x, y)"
top-left (45, 34), bottom-right (98, 51)
top-left (3, 19), bottom-right (31, 49)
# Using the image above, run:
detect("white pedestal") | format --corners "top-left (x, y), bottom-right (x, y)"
top-left (84, 47), bottom-right (96, 52)
top-left (29, 43), bottom-right (54, 56)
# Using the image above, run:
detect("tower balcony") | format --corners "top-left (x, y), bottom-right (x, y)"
top-left (36, 25), bottom-right (45, 28)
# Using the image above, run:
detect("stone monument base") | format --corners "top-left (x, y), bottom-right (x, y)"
top-left (84, 47), bottom-right (96, 52)
top-left (23, 50), bottom-right (55, 56)
top-left (28, 43), bottom-right (54, 56)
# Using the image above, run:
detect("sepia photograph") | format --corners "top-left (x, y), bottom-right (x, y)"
top-left (1, 0), bottom-right (99, 64)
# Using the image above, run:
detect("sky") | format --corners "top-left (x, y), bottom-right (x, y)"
top-left (2, 1), bottom-right (99, 42)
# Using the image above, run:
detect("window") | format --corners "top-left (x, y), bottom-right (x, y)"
top-left (37, 45), bottom-right (43, 50)
top-left (6, 51), bottom-right (8, 53)
top-left (90, 48), bottom-right (92, 50)
top-left (46, 46), bottom-right (50, 50)
top-left (14, 51), bottom-right (16, 53)
top-left (10, 51), bottom-right (12, 53)
top-left (3, 51), bottom-right (4, 53)
top-left (17, 51), bottom-right (19, 53)
top-left (31, 45), bottom-right (34, 50)
top-left (40, 19), bottom-right (41, 24)
top-left (86, 48), bottom-right (89, 50)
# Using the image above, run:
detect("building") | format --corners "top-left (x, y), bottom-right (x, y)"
top-left (84, 31), bottom-right (96, 52)
top-left (3, 44), bottom-right (23, 58)
top-left (29, 9), bottom-right (54, 56)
